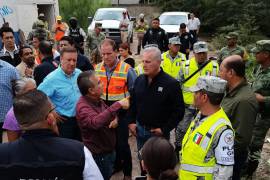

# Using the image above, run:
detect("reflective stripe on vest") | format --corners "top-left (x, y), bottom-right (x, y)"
top-left (180, 164), bottom-right (214, 174)
top-left (95, 61), bottom-right (130, 101)
top-left (200, 118), bottom-right (230, 150)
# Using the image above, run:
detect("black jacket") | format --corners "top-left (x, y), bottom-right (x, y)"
top-left (34, 56), bottom-right (58, 86)
top-left (142, 27), bottom-right (169, 52)
top-left (0, 129), bottom-right (85, 180)
top-left (178, 32), bottom-right (195, 55)
top-left (55, 54), bottom-right (94, 72)
top-left (128, 69), bottom-right (185, 135)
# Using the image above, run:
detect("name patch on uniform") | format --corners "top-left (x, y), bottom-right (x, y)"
top-left (193, 133), bottom-right (203, 145)
top-left (158, 87), bottom-right (163, 92)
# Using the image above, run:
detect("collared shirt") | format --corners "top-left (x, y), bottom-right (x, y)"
top-left (187, 18), bottom-right (200, 30)
top-left (120, 18), bottom-right (130, 31)
top-left (38, 67), bottom-right (82, 117)
top-left (222, 81), bottom-right (258, 151)
top-left (76, 96), bottom-right (122, 154)
top-left (128, 68), bottom-right (185, 135)
top-left (16, 61), bottom-right (37, 78)
top-left (252, 65), bottom-right (270, 117)
top-left (0, 46), bottom-right (20, 66)
top-left (0, 60), bottom-right (20, 122)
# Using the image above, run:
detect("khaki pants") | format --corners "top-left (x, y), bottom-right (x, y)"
top-left (137, 32), bottom-right (144, 48)
top-left (121, 31), bottom-right (128, 43)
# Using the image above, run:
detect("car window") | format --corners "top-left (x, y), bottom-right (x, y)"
top-left (94, 10), bottom-right (123, 21)
top-left (160, 15), bottom-right (187, 25)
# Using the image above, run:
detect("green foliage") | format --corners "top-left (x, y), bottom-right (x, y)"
top-left (59, 0), bottom-right (111, 31)
top-left (155, 0), bottom-right (270, 37)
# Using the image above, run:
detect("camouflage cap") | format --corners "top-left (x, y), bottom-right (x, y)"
top-left (193, 41), bottom-right (208, 53)
top-left (95, 22), bottom-right (102, 28)
top-left (252, 40), bottom-right (270, 53)
top-left (225, 32), bottom-right (239, 39)
top-left (189, 76), bottom-right (227, 94)
top-left (169, 37), bottom-right (181, 45)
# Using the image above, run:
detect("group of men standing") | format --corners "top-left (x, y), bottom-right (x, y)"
top-left (0, 10), bottom-right (270, 180)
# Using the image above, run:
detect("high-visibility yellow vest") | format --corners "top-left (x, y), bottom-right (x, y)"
top-left (179, 108), bottom-right (233, 180)
top-left (182, 58), bottom-right (219, 105)
top-left (161, 51), bottom-right (186, 79)
top-left (134, 63), bottom-right (144, 76)
top-left (95, 61), bottom-right (130, 101)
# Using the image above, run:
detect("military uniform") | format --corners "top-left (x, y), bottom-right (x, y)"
top-left (179, 76), bottom-right (234, 180)
top-left (246, 40), bottom-right (270, 176)
top-left (218, 32), bottom-right (249, 64)
top-left (86, 31), bottom-right (105, 51)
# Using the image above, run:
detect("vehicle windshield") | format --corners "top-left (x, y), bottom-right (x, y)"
top-left (94, 10), bottom-right (123, 21)
top-left (160, 15), bottom-right (187, 25)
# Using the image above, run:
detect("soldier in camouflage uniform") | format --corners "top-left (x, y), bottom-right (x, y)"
top-left (244, 40), bottom-right (270, 178)
top-left (86, 23), bottom-right (105, 64)
top-left (27, 21), bottom-right (52, 44)
top-left (218, 32), bottom-right (248, 64)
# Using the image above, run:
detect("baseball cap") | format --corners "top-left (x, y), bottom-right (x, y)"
top-left (225, 32), bottom-right (239, 39)
top-left (193, 41), bottom-right (208, 53)
top-left (169, 37), bottom-right (181, 45)
top-left (95, 22), bottom-right (102, 28)
top-left (251, 40), bottom-right (270, 53)
top-left (56, 15), bottom-right (62, 21)
top-left (189, 76), bottom-right (227, 94)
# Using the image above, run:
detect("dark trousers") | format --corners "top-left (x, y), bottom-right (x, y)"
top-left (232, 149), bottom-right (248, 180)
top-left (0, 122), bottom-right (3, 143)
top-left (93, 151), bottom-right (116, 180)
top-left (114, 110), bottom-right (132, 176)
top-left (190, 30), bottom-right (198, 44)
top-left (58, 116), bottom-right (81, 141)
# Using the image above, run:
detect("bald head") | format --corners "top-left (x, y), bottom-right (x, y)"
top-left (222, 55), bottom-right (245, 77)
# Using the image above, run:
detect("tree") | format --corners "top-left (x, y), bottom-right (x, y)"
top-left (59, 0), bottom-right (111, 31)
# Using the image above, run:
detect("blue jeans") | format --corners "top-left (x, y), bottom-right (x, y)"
top-left (92, 151), bottom-right (116, 180)
top-left (136, 121), bottom-right (170, 151)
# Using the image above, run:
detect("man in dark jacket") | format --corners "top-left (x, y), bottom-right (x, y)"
top-left (128, 46), bottom-right (185, 175)
top-left (0, 90), bottom-right (102, 179)
top-left (178, 23), bottom-right (195, 59)
top-left (142, 18), bottom-right (169, 52)
top-left (33, 40), bottom-right (58, 86)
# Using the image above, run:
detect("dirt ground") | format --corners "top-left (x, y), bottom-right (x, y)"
top-left (111, 33), bottom-right (270, 180)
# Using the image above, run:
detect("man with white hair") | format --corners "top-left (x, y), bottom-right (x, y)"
top-left (128, 46), bottom-right (185, 175)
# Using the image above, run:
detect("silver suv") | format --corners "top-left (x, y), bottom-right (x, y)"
top-left (88, 8), bottom-right (134, 44)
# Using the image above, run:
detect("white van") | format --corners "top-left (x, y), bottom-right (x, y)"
top-left (159, 12), bottom-right (189, 38)
top-left (88, 8), bottom-right (134, 44)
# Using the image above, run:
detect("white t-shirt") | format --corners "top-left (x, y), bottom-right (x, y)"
top-left (83, 146), bottom-right (104, 180)
top-left (187, 18), bottom-right (201, 30)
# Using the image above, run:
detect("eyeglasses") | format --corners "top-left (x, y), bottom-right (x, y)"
top-left (45, 106), bottom-right (56, 119)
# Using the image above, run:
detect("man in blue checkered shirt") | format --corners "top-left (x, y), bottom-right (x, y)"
top-left (0, 59), bottom-right (19, 142)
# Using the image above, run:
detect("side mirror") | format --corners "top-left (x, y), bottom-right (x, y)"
top-left (88, 17), bottom-right (93, 24)
top-left (130, 17), bottom-right (136, 21)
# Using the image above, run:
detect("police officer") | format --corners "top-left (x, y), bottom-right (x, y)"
top-left (66, 17), bottom-right (86, 54)
top-left (161, 36), bottom-right (186, 80)
top-left (245, 40), bottom-right (270, 178)
top-left (177, 23), bottom-right (195, 60)
top-left (175, 41), bottom-right (219, 155)
top-left (218, 32), bottom-right (248, 64)
top-left (142, 18), bottom-right (169, 52)
top-left (179, 76), bottom-right (234, 180)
